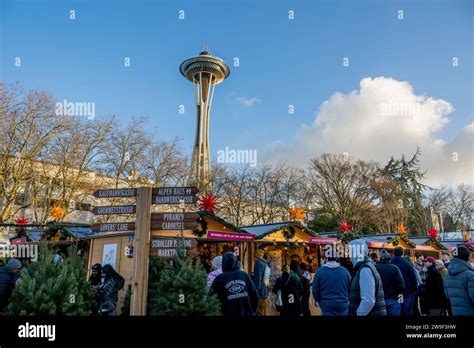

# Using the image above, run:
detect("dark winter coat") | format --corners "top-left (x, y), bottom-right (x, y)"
top-left (391, 256), bottom-right (418, 294)
top-left (210, 253), bottom-right (259, 316)
top-left (0, 267), bottom-right (16, 311)
top-left (444, 258), bottom-right (474, 316)
top-left (273, 271), bottom-right (304, 316)
top-left (349, 259), bottom-right (386, 316)
top-left (375, 260), bottom-right (405, 300)
top-left (423, 265), bottom-right (447, 310)
top-left (99, 276), bottom-right (123, 313)
top-left (252, 258), bottom-right (269, 299)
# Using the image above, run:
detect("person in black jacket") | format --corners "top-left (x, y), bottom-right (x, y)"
top-left (98, 264), bottom-right (125, 316)
top-left (391, 247), bottom-right (418, 316)
top-left (273, 260), bottom-right (304, 317)
top-left (210, 252), bottom-right (259, 316)
top-left (299, 263), bottom-right (311, 316)
top-left (421, 256), bottom-right (447, 316)
top-left (0, 259), bottom-right (22, 313)
top-left (375, 249), bottom-right (405, 316)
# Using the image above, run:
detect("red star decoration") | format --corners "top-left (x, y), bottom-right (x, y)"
top-left (15, 217), bottom-right (29, 224)
top-left (339, 220), bottom-right (351, 233)
top-left (199, 193), bottom-right (218, 213)
top-left (427, 228), bottom-right (438, 239)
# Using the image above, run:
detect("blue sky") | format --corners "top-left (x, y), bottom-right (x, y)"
top-left (1, 0), bottom-right (472, 172)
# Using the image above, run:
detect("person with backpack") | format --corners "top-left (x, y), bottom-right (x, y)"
top-left (98, 264), bottom-right (125, 316)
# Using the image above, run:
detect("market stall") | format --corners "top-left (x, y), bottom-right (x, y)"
top-left (86, 211), bottom-right (254, 313)
top-left (241, 221), bottom-right (319, 285)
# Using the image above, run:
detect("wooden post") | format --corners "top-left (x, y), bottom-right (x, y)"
top-left (130, 187), bottom-right (152, 315)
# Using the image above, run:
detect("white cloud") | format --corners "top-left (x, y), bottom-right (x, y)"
top-left (264, 76), bottom-right (473, 186)
top-left (236, 96), bottom-right (261, 107)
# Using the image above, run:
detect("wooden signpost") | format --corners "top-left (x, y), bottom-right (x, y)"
top-left (91, 185), bottom-right (199, 316)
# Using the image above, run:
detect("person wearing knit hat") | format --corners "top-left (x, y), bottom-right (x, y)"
top-left (374, 249), bottom-right (405, 316)
top-left (0, 258), bottom-right (22, 313)
top-left (206, 256), bottom-right (223, 290)
top-left (252, 248), bottom-right (270, 316)
top-left (421, 255), bottom-right (448, 315)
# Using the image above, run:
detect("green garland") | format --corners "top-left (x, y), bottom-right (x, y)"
top-left (192, 218), bottom-right (207, 237)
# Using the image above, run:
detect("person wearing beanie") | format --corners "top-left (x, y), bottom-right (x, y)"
top-left (444, 246), bottom-right (474, 316)
top-left (374, 249), bottom-right (405, 316)
top-left (421, 256), bottom-right (447, 315)
top-left (442, 252), bottom-right (451, 269)
top-left (312, 256), bottom-right (352, 316)
top-left (206, 255), bottom-right (223, 289)
top-left (391, 246), bottom-right (419, 316)
top-left (251, 248), bottom-right (270, 315)
top-left (348, 239), bottom-right (386, 316)
top-left (0, 258), bottom-right (22, 313)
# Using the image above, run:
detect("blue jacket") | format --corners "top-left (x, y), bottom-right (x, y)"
top-left (444, 258), bottom-right (474, 316)
top-left (391, 256), bottom-right (418, 295)
top-left (252, 258), bottom-right (269, 299)
top-left (312, 261), bottom-right (351, 305)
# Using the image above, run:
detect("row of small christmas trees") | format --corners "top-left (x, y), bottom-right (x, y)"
top-left (5, 245), bottom-right (95, 315)
top-left (122, 251), bottom-right (220, 316)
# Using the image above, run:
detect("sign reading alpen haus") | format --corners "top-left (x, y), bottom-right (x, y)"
top-left (151, 187), bottom-right (198, 204)
top-left (93, 188), bottom-right (137, 198)
top-left (91, 205), bottom-right (136, 215)
top-left (91, 222), bottom-right (135, 232)
top-left (149, 238), bottom-right (196, 258)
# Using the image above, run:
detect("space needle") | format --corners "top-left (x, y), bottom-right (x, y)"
top-left (180, 46), bottom-right (230, 190)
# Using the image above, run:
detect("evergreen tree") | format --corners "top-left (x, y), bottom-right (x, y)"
top-left (147, 256), bottom-right (221, 316)
top-left (6, 244), bottom-right (95, 315)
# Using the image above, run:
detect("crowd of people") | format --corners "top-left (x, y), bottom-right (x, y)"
top-left (207, 239), bottom-right (474, 317)
top-left (1, 239), bottom-right (473, 317)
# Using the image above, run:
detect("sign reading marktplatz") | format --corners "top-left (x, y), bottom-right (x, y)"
top-left (152, 187), bottom-right (198, 204)
top-left (149, 238), bottom-right (196, 258)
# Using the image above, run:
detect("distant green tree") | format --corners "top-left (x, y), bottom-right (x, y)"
top-left (308, 212), bottom-right (339, 232)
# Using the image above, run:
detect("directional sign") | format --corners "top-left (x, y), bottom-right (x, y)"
top-left (151, 187), bottom-right (198, 205)
top-left (151, 212), bottom-right (200, 222)
top-left (149, 238), bottom-right (196, 258)
top-left (91, 205), bottom-right (136, 215)
top-left (91, 222), bottom-right (135, 232)
top-left (93, 188), bottom-right (137, 198)
top-left (150, 221), bottom-right (199, 231)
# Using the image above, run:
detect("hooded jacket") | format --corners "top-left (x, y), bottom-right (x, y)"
top-left (0, 267), bottom-right (16, 307)
top-left (444, 258), bottom-right (474, 316)
top-left (99, 265), bottom-right (125, 313)
top-left (312, 261), bottom-right (352, 305)
top-left (252, 257), bottom-right (269, 299)
top-left (210, 253), bottom-right (259, 316)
